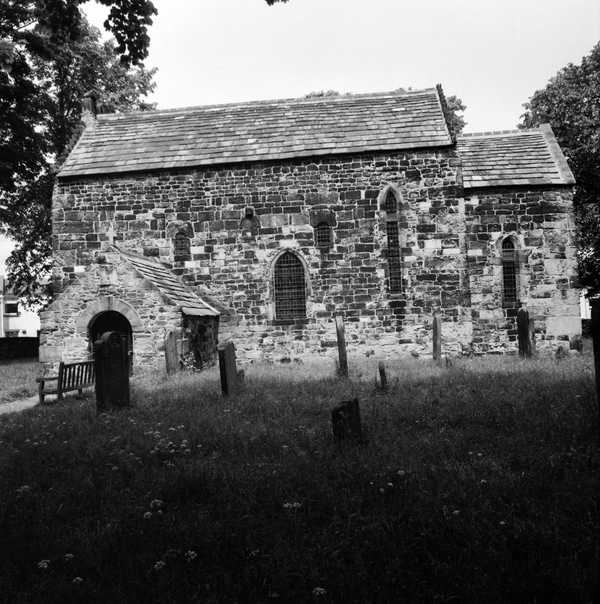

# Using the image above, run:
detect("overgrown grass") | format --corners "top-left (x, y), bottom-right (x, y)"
top-left (0, 360), bottom-right (38, 405)
top-left (0, 354), bottom-right (598, 603)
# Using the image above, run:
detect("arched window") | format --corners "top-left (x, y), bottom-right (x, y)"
top-left (314, 222), bottom-right (332, 250)
top-left (383, 189), bottom-right (402, 293)
top-left (174, 232), bottom-right (190, 262)
top-left (502, 238), bottom-right (518, 305)
top-left (274, 252), bottom-right (306, 321)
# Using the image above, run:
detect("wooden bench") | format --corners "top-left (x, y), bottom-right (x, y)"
top-left (36, 360), bottom-right (95, 405)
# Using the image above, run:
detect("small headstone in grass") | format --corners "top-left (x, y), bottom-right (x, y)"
top-left (94, 331), bottom-right (130, 412)
top-left (555, 345), bottom-right (567, 361)
top-left (331, 398), bottom-right (362, 443)
top-left (432, 312), bottom-right (442, 363)
top-left (218, 341), bottom-right (240, 396)
top-left (569, 334), bottom-right (583, 353)
top-left (335, 315), bottom-right (349, 378)
top-left (377, 361), bottom-right (388, 391)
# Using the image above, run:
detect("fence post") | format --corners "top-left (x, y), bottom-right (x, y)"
top-left (432, 312), bottom-right (442, 363)
top-left (591, 299), bottom-right (600, 418)
top-left (517, 308), bottom-right (532, 358)
top-left (335, 315), bottom-right (348, 378)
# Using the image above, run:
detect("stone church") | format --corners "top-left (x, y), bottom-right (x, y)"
top-left (39, 86), bottom-right (580, 372)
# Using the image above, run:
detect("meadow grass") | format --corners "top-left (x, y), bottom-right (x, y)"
top-left (0, 359), bottom-right (38, 405)
top-left (0, 353), bottom-right (598, 603)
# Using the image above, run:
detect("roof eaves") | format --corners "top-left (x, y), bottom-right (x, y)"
top-left (433, 84), bottom-right (456, 144)
top-left (538, 123), bottom-right (576, 185)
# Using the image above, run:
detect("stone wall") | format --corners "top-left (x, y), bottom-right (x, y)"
top-left (464, 187), bottom-right (579, 353)
top-left (39, 252), bottom-right (183, 372)
top-left (48, 148), bottom-right (579, 366)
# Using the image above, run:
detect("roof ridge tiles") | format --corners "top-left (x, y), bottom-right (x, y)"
top-left (459, 128), bottom-right (542, 138)
top-left (96, 87), bottom-right (438, 121)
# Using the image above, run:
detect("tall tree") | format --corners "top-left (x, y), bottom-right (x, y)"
top-left (1, 11), bottom-right (156, 304)
top-left (520, 43), bottom-right (600, 294)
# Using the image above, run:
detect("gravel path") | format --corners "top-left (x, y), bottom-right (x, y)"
top-left (0, 394), bottom-right (39, 416)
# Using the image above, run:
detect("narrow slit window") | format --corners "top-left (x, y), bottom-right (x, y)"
top-left (314, 222), bottom-right (332, 250)
top-left (383, 189), bottom-right (398, 213)
top-left (240, 208), bottom-right (260, 236)
top-left (174, 232), bottom-right (190, 262)
top-left (386, 220), bottom-right (402, 292)
top-left (383, 189), bottom-right (402, 293)
top-left (502, 238), bottom-right (518, 305)
top-left (274, 252), bottom-right (306, 321)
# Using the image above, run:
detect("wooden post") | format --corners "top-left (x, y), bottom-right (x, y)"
top-left (335, 315), bottom-right (348, 378)
top-left (517, 308), bottom-right (532, 358)
top-left (377, 361), bottom-right (387, 390)
top-left (165, 330), bottom-right (180, 375)
top-left (432, 312), bottom-right (442, 363)
top-left (591, 299), bottom-right (600, 417)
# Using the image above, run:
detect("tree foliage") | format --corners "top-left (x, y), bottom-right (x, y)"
top-left (1, 2), bottom-right (156, 304)
top-left (520, 42), bottom-right (600, 294)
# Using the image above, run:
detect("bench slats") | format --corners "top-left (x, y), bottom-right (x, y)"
top-left (39, 360), bottom-right (96, 405)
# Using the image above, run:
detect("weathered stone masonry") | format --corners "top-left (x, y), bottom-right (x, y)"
top-left (40, 88), bottom-right (580, 370)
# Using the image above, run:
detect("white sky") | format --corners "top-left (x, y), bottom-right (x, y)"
top-left (83, 0), bottom-right (598, 132)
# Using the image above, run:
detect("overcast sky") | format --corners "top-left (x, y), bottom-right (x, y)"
top-left (84, 0), bottom-right (597, 133)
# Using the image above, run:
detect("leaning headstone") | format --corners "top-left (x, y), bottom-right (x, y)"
top-left (517, 308), bottom-right (533, 358)
top-left (377, 361), bottom-right (387, 391)
top-left (335, 315), bottom-right (349, 378)
top-left (432, 312), bottom-right (442, 363)
top-left (331, 398), bottom-right (362, 443)
top-left (218, 341), bottom-right (239, 396)
top-left (164, 329), bottom-right (180, 375)
top-left (94, 331), bottom-right (130, 412)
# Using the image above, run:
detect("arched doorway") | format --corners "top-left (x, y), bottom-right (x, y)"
top-left (88, 311), bottom-right (133, 371)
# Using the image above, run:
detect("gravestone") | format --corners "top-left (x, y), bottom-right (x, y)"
top-left (335, 315), bottom-right (348, 378)
top-left (432, 313), bottom-right (442, 363)
top-left (591, 299), bottom-right (600, 415)
top-left (94, 331), bottom-right (130, 411)
top-left (377, 361), bottom-right (388, 390)
top-left (164, 329), bottom-right (180, 375)
top-left (218, 341), bottom-right (239, 396)
top-left (517, 308), bottom-right (533, 358)
top-left (331, 398), bottom-right (362, 443)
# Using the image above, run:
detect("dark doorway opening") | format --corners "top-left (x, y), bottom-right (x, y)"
top-left (88, 311), bottom-right (133, 372)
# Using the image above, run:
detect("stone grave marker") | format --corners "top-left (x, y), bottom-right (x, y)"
top-left (164, 329), bottom-right (180, 375)
top-left (377, 361), bottom-right (388, 390)
top-left (94, 331), bottom-right (130, 411)
top-left (218, 341), bottom-right (239, 396)
top-left (335, 315), bottom-right (348, 378)
top-left (432, 312), bottom-right (442, 363)
top-left (331, 398), bottom-right (362, 443)
top-left (591, 299), bottom-right (600, 417)
top-left (517, 308), bottom-right (533, 358)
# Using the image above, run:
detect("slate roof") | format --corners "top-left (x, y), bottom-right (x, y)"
top-left (117, 248), bottom-right (219, 317)
top-left (457, 125), bottom-right (575, 188)
top-left (58, 88), bottom-right (453, 177)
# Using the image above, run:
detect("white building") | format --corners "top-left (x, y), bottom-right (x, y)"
top-left (0, 235), bottom-right (40, 337)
